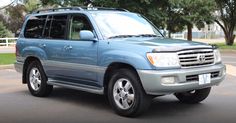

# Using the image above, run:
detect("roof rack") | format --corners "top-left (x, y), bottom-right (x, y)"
top-left (32, 6), bottom-right (129, 14)
top-left (91, 7), bottom-right (129, 12)
top-left (32, 7), bottom-right (84, 14)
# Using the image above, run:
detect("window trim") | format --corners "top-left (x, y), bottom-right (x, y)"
top-left (42, 15), bottom-right (51, 38)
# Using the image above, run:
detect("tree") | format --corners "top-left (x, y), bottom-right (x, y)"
top-left (169, 0), bottom-right (215, 41)
top-left (0, 0), bottom-right (41, 35)
top-left (0, 21), bottom-right (12, 38)
top-left (38, 0), bottom-right (216, 41)
top-left (165, 2), bottom-right (186, 38)
top-left (109, 0), bottom-right (169, 29)
top-left (39, 0), bottom-right (168, 29)
top-left (92, 0), bottom-right (216, 40)
top-left (40, 0), bottom-right (84, 7)
top-left (5, 4), bottom-right (26, 34)
top-left (24, 0), bottom-right (42, 12)
top-left (215, 0), bottom-right (236, 45)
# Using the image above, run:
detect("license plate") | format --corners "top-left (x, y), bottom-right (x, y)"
top-left (199, 74), bottom-right (211, 85)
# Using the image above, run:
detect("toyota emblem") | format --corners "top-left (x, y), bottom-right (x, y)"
top-left (198, 54), bottom-right (206, 63)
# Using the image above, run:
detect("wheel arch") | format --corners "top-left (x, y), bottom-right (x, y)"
top-left (22, 56), bottom-right (41, 84)
top-left (103, 62), bottom-right (143, 95)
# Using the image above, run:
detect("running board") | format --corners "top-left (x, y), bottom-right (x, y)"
top-left (47, 80), bottom-right (104, 95)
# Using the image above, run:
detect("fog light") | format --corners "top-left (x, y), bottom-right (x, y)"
top-left (161, 77), bottom-right (176, 84)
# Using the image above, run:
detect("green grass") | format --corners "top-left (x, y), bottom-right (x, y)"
top-left (211, 43), bottom-right (236, 50)
top-left (0, 53), bottom-right (15, 65)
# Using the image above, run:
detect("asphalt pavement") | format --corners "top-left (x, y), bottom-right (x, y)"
top-left (0, 52), bottom-right (236, 123)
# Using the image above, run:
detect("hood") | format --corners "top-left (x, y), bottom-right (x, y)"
top-left (109, 37), bottom-right (213, 52)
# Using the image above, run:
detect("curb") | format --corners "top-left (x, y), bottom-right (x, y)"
top-left (0, 64), bottom-right (14, 70)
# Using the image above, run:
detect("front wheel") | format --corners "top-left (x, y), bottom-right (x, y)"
top-left (175, 87), bottom-right (211, 104)
top-left (26, 60), bottom-right (53, 97)
top-left (107, 69), bottom-right (152, 117)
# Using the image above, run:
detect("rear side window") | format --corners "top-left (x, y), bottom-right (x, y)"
top-left (24, 15), bottom-right (46, 38)
top-left (44, 15), bottom-right (67, 39)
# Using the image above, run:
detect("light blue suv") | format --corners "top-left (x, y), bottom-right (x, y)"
top-left (15, 7), bottom-right (226, 117)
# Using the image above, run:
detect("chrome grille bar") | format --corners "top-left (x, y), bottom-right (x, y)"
top-left (178, 49), bottom-right (214, 68)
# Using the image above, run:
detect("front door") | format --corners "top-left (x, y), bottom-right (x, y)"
top-left (59, 14), bottom-right (98, 86)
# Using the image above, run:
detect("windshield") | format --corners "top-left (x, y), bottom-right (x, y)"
top-left (91, 12), bottom-right (163, 39)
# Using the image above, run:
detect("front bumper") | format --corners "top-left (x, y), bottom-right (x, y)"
top-left (14, 61), bottom-right (23, 73)
top-left (137, 63), bottom-right (226, 95)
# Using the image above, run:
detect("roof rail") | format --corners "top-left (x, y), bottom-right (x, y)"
top-left (91, 7), bottom-right (129, 12)
top-left (32, 6), bottom-right (129, 14)
top-left (32, 7), bottom-right (84, 14)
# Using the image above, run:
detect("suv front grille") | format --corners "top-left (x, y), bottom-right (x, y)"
top-left (178, 49), bottom-right (214, 68)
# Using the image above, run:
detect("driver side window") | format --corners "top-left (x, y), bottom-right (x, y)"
top-left (69, 15), bottom-right (93, 40)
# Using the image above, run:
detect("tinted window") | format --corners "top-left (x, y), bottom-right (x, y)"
top-left (24, 16), bottom-right (46, 38)
top-left (69, 15), bottom-right (93, 40)
top-left (49, 15), bottom-right (67, 39)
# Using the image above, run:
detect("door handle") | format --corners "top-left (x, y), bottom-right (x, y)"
top-left (64, 45), bottom-right (72, 50)
top-left (39, 43), bottom-right (46, 48)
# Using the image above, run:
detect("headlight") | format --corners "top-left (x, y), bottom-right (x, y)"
top-left (214, 49), bottom-right (221, 63)
top-left (146, 53), bottom-right (180, 68)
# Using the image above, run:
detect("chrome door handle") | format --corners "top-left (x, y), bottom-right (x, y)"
top-left (64, 45), bottom-right (72, 50)
top-left (39, 43), bottom-right (46, 48)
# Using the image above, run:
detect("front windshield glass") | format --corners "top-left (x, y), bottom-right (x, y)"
top-left (91, 12), bottom-right (163, 39)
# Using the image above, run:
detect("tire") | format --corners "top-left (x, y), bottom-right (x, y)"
top-left (26, 60), bottom-right (53, 97)
top-left (175, 87), bottom-right (211, 104)
top-left (107, 68), bottom-right (152, 117)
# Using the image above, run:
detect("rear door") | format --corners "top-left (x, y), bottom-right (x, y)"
top-left (42, 14), bottom-right (70, 78)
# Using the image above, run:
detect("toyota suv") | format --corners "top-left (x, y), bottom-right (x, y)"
top-left (15, 7), bottom-right (226, 117)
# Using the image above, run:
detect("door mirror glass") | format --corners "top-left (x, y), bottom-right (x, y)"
top-left (79, 30), bottom-right (95, 40)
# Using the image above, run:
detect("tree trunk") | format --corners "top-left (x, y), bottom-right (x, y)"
top-left (225, 32), bottom-right (235, 46)
top-left (187, 24), bottom-right (192, 41)
top-left (215, 20), bottom-right (235, 46)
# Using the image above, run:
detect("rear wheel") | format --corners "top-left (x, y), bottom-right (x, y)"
top-left (26, 60), bottom-right (53, 97)
top-left (175, 87), bottom-right (211, 104)
top-left (107, 69), bottom-right (152, 117)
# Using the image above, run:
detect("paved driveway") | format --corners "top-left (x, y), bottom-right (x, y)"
top-left (0, 52), bottom-right (235, 123)
top-left (0, 47), bottom-right (14, 53)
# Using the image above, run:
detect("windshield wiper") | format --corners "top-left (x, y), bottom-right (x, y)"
top-left (108, 35), bottom-right (135, 39)
top-left (134, 34), bottom-right (161, 37)
top-left (108, 34), bottom-right (162, 39)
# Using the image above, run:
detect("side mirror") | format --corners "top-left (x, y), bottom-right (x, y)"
top-left (79, 30), bottom-right (95, 41)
